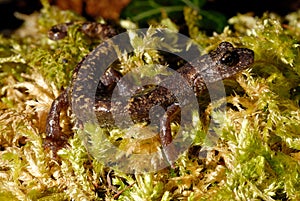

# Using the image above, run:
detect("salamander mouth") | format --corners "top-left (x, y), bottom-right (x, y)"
top-left (236, 48), bottom-right (255, 67)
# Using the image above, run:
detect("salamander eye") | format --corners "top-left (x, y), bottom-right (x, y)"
top-left (220, 51), bottom-right (239, 66)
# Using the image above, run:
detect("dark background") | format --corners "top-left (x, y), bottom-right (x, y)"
top-left (0, 0), bottom-right (299, 33)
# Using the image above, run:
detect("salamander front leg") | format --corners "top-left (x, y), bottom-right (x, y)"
top-left (160, 103), bottom-right (181, 167)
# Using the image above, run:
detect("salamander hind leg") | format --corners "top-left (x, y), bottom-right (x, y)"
top-left (44, 90), bottom-right (71, 154)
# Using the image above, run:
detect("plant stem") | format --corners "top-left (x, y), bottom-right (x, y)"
top-left (132, 6), bottom-right (184, 22)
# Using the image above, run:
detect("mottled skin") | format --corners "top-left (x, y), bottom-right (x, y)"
top-left (48, 22), bottom-right (119, 41)
top-left (45, 25), bottom-right (254, 165)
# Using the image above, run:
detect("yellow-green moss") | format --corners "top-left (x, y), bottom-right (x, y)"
top-left (0, 1), bottom-right (300, 200)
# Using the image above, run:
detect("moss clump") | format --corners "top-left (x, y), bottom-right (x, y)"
top-left (0, 1), bottom-right (300, 200)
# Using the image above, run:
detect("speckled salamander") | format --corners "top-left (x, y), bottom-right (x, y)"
top-left (45, 22), bottom-right (254, 166)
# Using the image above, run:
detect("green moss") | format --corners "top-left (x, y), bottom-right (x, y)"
top-left (0, 1), bottom-right (300, 200)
